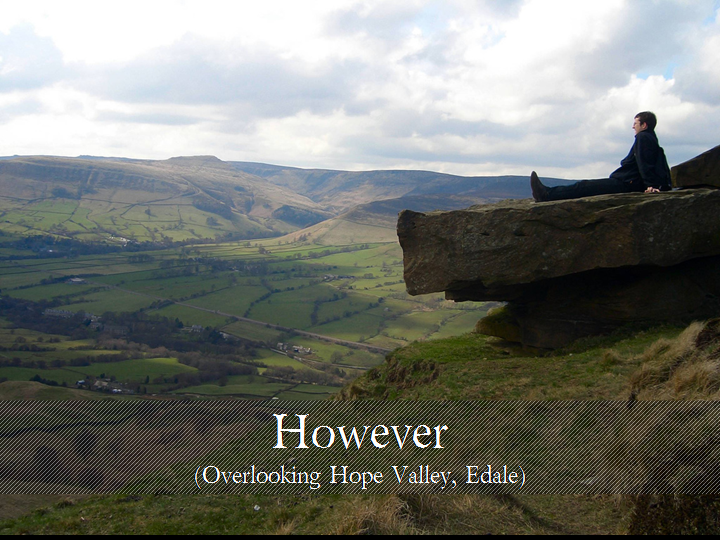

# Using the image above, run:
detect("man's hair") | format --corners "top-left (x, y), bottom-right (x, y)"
top-left (635, 111), bottom-right (657, 130)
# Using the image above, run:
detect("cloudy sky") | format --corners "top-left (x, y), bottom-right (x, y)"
top-left (1, 0), bottom-right (718, 178)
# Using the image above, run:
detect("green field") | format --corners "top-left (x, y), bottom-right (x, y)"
top-left (0, 231), bottom-right (487, 396)
top-left (6, 282), bottom-right (96, 302)
top-left (383, 310), bottom-right (451, 342)
top-left (0, 367), bottom-right (83, 385)
top-left (176, 374), bottom-right (293, 397)
top-left (283, 337), bottom-right (383, 368)
top-left (223, 320), bottom-right (284, 343)
top-left (115, 274), bottom-right (233, 299)
top-left (184, 285), bottom-right (269, 315)
top-left (0, 323), bottom-right (127, 365)
top-left (427, 310), bottom-right (487, 340)
top-left (75, 357), bottom-right (196, 383)
top-left (248, 294), bottom-right (316, 328)
top-left (153, 305), bottom-right (232, 328)
top-left (0, 320), bottom-right (198, 387)
top-left (63, 289), bottom-right (157, 315)
top-left (2, 238), bottom-right (487, 354)
top-left (275, 383), bottom-right (339, 400)
top-left (309, 312), bottom-right (384, 342)
top-left (255, 349), bottom-right (312, 370)
top-left (0, 270), bottom-right (52, 289)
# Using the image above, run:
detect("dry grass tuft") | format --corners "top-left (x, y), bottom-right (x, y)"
top-left (325, 494), bottom-right (538, 535)
top-left (601, 349), bottom-right (623, 367)
top-left (623, 319), bottom-right (720, 534)
top-left (671, 360), bottom-right (720, 397)
top-left (629, 321), bottom-right (719, 399)
top-left (329, 495), bottom-right (416, 535)
top-left (273, 517), bottom-right (300, 535)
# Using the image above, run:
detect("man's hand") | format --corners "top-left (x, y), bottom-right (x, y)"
top-left (645, 187), bottom-right (660, 193)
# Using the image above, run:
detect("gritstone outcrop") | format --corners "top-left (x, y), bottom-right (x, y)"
top-left (671, 144), bottom-right (720, 189)
top-left (398, 148), bottom-right (720, 348)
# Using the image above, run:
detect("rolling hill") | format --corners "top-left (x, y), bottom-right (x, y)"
top-left (1, 154), bottom-right (565, 244)
top-left (0, 155), bottom-right (329, 243)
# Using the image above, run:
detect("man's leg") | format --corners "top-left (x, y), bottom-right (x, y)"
top-left (544, 178), bottom-right (631, 201)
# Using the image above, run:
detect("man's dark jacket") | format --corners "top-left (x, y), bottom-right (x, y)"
top-left (610, 129), bottom-right (671, 190)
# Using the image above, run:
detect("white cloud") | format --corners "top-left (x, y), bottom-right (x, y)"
top-left (0, 0), bottom-right (719, 176)
top-left (0, 0), bottom-right (349, 64)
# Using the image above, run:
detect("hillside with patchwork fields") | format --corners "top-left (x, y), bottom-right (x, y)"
top-left (1, 155), bottom-right (553, 244)
top-left (0, 156), bottom-right (329, 243)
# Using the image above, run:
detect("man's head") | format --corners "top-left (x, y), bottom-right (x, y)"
top-left (633, 111), bottom-right (657, 134)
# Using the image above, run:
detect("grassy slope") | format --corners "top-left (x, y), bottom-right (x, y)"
top-left (0, 156), bottom-right (328, 242)
top-left (0, 493), bottom-right (629, 535)
top-left (0, 323), bottom-right (695, 534)
top-left (338, 326), bottom-right (684, 401)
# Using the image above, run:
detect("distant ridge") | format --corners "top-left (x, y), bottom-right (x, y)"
top-left (0, 154), bottom-right (572, 243)
top-left (231, 161), bottom-right (573, 207)
top-left (231, 161), bottom-right (540, 205)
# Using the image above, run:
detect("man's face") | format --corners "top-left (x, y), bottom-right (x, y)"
top-left (633, 117), bottom-right (648, 135)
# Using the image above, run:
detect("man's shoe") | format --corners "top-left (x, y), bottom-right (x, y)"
top-left (530, 171), bottom-right (549, 202)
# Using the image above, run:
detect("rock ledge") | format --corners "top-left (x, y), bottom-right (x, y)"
top-left (399, 188), bottom-right (720, 348)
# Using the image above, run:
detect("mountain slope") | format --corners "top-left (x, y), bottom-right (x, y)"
top-left (279, 193), bottom-right (499, 245)
top-left (1, 155), bottom-right (564, 244)
top-left (0, 156), bottom-right (331, 243)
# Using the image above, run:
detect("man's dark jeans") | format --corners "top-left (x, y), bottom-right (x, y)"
top-left (545, 178), bottom-right (641, 201)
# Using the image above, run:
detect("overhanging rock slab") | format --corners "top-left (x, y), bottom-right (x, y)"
top-left (398, 188), bottom-right (720, 348)
top-left (398, 189), bottom-right (720, 301)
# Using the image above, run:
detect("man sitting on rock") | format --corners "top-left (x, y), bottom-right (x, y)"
top-left (531, 111), bottom-right (672, 202)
